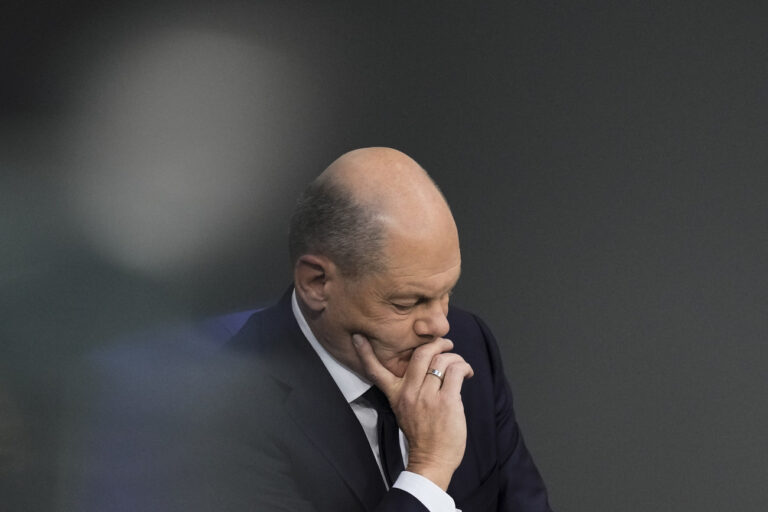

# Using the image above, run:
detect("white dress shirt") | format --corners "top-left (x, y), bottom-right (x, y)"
top-left (291, 290), bottom-right (457, 511)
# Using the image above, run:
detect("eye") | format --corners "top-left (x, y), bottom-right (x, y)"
top-left (392, 302), bottom-right (416, 312)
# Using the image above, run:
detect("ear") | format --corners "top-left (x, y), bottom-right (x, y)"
top-left (294, 254), bottom-right (336, 313)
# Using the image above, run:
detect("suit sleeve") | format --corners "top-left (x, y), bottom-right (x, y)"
top-left (224, 440), bottom-right (428, 512)
top-left (473, 314), bottom-right (554, 512)
top-left (243, 439), bottom-right (429, 512)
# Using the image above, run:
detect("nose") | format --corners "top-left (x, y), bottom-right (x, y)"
top-left (414, 300), bottom-right (450, 339)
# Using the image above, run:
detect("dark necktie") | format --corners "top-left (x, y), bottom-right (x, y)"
top-left (362, 386), bottom-right (405, 487)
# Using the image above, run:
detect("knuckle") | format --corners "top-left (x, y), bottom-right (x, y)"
top-left (444, 361), bottom-right (462, 372)
top-left (430, 353), bottom-right (448, 367)
top-left (443, 362), bottom-right (471, 380)
top-left (447, 354), bottom-right (465, 366)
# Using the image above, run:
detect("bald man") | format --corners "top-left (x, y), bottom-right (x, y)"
top-left (228, 148), bottom-right (552, 511)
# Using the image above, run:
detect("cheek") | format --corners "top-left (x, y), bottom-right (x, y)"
top-left (370, 341), bottom-right (412, 375)
top-left (366, 320), bottom-right (419, 375)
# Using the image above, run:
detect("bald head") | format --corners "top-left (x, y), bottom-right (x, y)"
top-left (289, 147), bottom-right (458, 277)
top-left (321, 148), bottom-right (454, 236)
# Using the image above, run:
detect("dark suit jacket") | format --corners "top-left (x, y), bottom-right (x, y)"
top-left (225, 289), bottom-right (553, 512)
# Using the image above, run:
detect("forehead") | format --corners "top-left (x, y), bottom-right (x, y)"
top-left (372, 230), bottom-right (462, 296)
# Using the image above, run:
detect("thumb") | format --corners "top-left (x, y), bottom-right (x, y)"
top-left (352, 334), bottom-right (397, 395)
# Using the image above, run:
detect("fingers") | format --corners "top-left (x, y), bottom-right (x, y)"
top-left (421, 352), bottom-right (466, 394)
top-left (439, 360), bottom-right (474, 398)
top-left (352, 334), bottom-right (473, 402)
top-left (352, 334), bottom-right (397, 393)
top-left (402, 338), bottom-right (454, 390)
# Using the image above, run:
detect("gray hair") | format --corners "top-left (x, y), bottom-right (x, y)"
top-left (288, 178), bottom-right (386, 278)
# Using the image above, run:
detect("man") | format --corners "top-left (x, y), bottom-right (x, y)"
top-left (228, 147), bottom-right (552, 511)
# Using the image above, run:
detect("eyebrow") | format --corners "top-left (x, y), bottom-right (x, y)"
top-left (389, 283), bottom-right (457, 302)
top-left (387, 268), bottom-right (461, 301)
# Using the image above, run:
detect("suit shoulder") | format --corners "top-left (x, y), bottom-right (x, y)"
top-left (225, 301), bottom-right (290, 353)
top-left (446, 305), bottom-right (492, 339)
top-left (446, 305), bottom-right (508, 374)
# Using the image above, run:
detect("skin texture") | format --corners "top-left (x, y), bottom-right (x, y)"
top-left (294, 147), bottom-right (474, 491)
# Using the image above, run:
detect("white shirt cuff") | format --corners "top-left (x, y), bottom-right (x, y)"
top-left (392, 471), bottom-right (458, 511)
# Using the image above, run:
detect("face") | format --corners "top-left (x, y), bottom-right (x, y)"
top-left (318, 227), bottom-right (461, 378)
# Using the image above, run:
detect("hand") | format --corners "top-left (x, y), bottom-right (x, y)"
top-left (352, 334), bottom-right (474, 491)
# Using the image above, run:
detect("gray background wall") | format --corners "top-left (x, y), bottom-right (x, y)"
top-left (2, 1), bottom-right (766, 510)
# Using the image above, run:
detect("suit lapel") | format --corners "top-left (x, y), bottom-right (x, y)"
top-left (285, 379), bottom-right (387, 511)
top-left (250, 290), bottom-right (387, 511)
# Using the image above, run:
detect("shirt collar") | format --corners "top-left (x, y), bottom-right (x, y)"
top-left (291, 289), bottom-right (371, 403)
